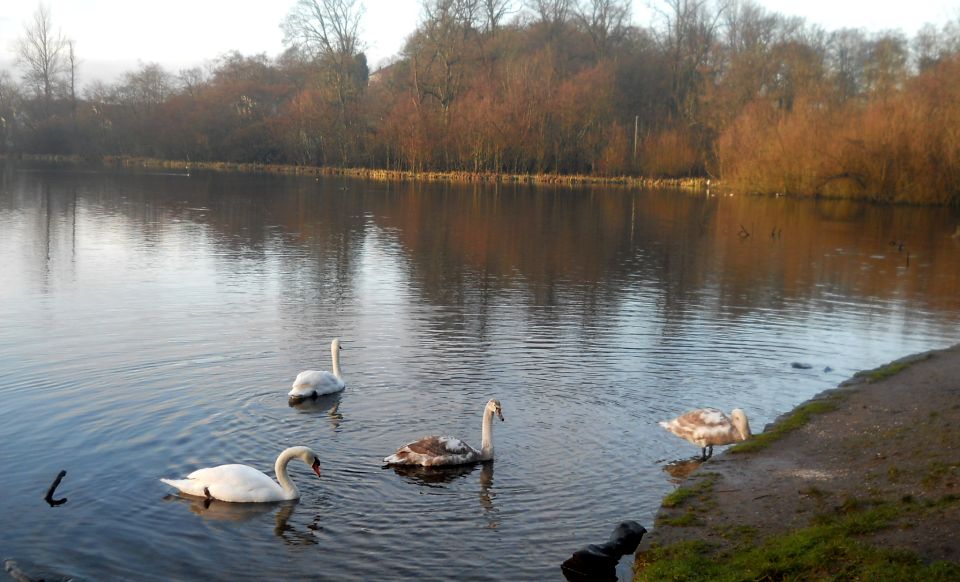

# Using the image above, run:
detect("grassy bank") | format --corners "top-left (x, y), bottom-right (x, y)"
top-left (637, 495), bottom-right (960, 581)
top-left (636, 347), bottom-right (960, 581)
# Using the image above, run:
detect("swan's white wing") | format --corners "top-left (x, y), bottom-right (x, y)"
top-left (162, 464), bottom-right (284, 503)
top-left (289, 370), bottom-right (345, 397)
top-left (384, 435), bottom-right (480, 466)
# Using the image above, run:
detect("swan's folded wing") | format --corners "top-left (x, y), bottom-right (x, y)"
top-left (184, 464), bottom-right (282, 502)
top-left (290, 370), bottom-right (344, 396)
top-left (384, 435), bottom-right (478, 465)
top-left (662, 408), bottom-right (734, 445)
top-left (411, 436), bottom-right (475, 456)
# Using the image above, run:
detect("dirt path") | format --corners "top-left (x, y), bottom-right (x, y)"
top-left (634, 345), bottom-right (960, 579)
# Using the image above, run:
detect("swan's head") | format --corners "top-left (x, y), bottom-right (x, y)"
top-left (294, 446), bottom-right (322, 479)
top-left (331, 338), bottom-right (342, 352)
top-left (487, 399), bottom-right (504, 422)
top-left (730, 409), bottom-right (751, 440)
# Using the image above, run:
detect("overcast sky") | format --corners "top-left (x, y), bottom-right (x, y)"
top-left (1, 0), bottom-right (957, 87)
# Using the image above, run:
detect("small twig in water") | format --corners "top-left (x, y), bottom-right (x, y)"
top-left (44, 470), bottom-right (68, 507)
top-left (739, 224), bottom-right (751, 239)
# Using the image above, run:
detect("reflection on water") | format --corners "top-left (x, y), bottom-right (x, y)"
top-left (163, 496), bottom-right (316, 546)
top-left (164, 493), bottom-right (282, 522)
top-left (388, 461), bottom-right (485, 487)
top-left (0, 161), bottom-right (958, 580)
top-left (288, 393), bottom-right (344, 429)
top-left (661, 458), bottom-right (704, 484)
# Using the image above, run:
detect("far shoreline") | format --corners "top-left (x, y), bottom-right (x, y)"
top-left (7, 154), bottom-right (958, 207)
top-left (3, 153), bottom-right (711, 191)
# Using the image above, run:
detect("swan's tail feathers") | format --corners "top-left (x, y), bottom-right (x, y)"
top-left (383, 452), bottom-right (407, 465)
top-left (288, 385), bottom-right (316, 398)
top-left (160, 477), bottom-right (203, 497)
top-left (658, 420), bottom-right (671, 430)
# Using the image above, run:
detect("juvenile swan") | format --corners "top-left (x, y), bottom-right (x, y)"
top-left (289, 338), bottom-right (345, 399)
top-left (659, 408), bottom-right (751, 461)
top-left (384, 399), bottom-right (504, 466)
top-left (161, 446), bottom-right (321, 502)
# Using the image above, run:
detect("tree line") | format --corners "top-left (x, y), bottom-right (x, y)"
top-left (2, 1), bottom-right (959, 203)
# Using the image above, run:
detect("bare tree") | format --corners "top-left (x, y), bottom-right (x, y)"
top-left (66, 39), bottom-right (79, 116)
top-left (526, 0), bottom-right (572, 28)
top-left (861, 32), bottom-right (907, 97)
top-left (15, 4), bottom-right (68, 105)
top-left (117, 63), bottom-right (174, 114)
top-left (283, 0), bottom-right (364, 59)
top-left (282, 0), bottom-right (367, 164)
top-left (481, 0), bottom-right (512, 33)
top-left (0, 71), bottom-right (22, 150)
top-left (575, 0), bottom-right (631, 57)
top-left (177, 67), bottom-right (207, 98)
top-left (654, 0), bottom-right (729, 123)
top-left (827, 28), bottom-right (866, 102)
top-left (407, 0), bottom-right (480, 117)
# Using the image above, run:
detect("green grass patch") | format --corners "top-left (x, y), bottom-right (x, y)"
top-left (729, 399), bottom-right (839, 454)
top-left (921, 462), bottom-right (960, 489)
top-left (710, 524), bottom-right (759, 543)
top-left (866, 360), bottom-right (911, 382)
top-left (658, 510), bottom-right (699, 527)
top-left (662, 473), bottom-right (719, 508)
top-left (661, 487), bottom-right (696, 508)
top-left (636, 501), bottom-right (960, 582)
top-left (852, 353), bottom-right (931, 384)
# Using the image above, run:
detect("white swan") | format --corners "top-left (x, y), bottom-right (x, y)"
top-left (659, 408), bottom-right (751, 461)
top-left (289, 338), bottom-right (345, 399)
top-left (384, 399), bottom-right (504, 466)
top-left (161, 446), bottom-right (321, 502)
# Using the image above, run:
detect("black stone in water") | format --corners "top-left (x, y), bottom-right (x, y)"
top-left (791, 362), bottom-right (813, 369)
top-left (561, 520), bottom-right (647, 581)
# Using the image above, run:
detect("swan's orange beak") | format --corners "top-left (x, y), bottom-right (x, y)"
top-left (311, 458), bottom-right (322, 479)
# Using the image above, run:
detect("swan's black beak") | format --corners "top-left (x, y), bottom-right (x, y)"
top-left (497, 411), bottom-right (504, 422)
top-left (311, 458), bottom-right (322, 479)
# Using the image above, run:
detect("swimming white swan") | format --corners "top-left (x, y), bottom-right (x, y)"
top-left (384, 399), bottom-right (504, 466)
top-left (160, 446), bottom-right (321, 502)
top-left (289, 338), bottom-right (345, 399)
top-left (659, 408), bottom-right (751, 461)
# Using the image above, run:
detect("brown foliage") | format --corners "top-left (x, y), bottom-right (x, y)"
top-left (7, 6), bottom-right (960, 202)
top-left (719, 56), bottom-right (960, 204)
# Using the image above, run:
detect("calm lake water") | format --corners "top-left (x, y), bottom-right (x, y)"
top-left (1, 161), bottom-right (959, 580)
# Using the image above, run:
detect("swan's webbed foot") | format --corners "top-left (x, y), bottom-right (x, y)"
top-left (699, 446), bottom-right (713, 461)
top-left (203, 487), bottom-right (212, 500)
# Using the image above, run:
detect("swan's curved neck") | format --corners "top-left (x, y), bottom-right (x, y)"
top-left (275, 449), bottom-right (301, 499)
top-left (480, 408), bottom-right (495, 460)
top-left (331, 343), bottom-right (342, 379)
